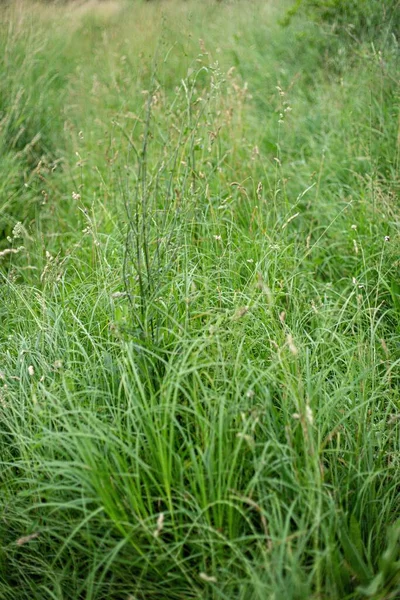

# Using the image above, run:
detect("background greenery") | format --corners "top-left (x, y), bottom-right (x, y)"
top-left (0, 1), bottom-right (399, 598)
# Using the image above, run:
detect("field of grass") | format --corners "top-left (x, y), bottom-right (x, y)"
top-left (0, 0), bottom-right (399, 598)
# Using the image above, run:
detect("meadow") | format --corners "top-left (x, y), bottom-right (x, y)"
top-left (0, 0), bottom-right (399, 598)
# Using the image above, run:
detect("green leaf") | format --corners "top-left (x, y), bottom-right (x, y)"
top-left (340, 517), bottom-right (371, 583)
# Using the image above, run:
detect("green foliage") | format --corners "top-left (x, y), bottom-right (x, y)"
top-left (0, 7), bottom-right (78, 246)
top-left (284, 0), bottom-right (400, 40)
top-left (0, 1), bottom-right (399, 599)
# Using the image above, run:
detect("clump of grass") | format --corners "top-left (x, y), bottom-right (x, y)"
top-left (0, 1), bottom-right (399, 599)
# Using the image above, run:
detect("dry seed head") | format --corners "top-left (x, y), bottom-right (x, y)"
top-left (0, 387), bottom-right (8, 409)
top-left (199, 38), bottom-right (206, 54)
top-left (306, 404), bottom-right (314, 426)
top-left (388, 414), bottom-right (400, 425)
top-left (282, 212), bottom-right (299, 230)
top-left (199, 572), bottom-right (217, 583)
top-left (0, 246), bottom-right (24, 259)
top-left (286, 334), bottom-right (298, 356)
top-left (16, 532), bottom-right (39, 546)
top-left (251, 145), bottom-right (260, 161)
top-left (234, 306), bottom-right (249, 320)
top-left (380, 338), bottom-right (389, 357)
top-left (153, 512), bottom-right (164, 538)
top-left (236, 432), bottom-right (255, 447)
top-left (12, 222), bottom-right (23, 238)
top-left (28, 365), bottom-right (35, 377)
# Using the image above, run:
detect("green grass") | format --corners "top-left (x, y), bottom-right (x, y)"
top-left (0, 1), bottom-right (399, 598)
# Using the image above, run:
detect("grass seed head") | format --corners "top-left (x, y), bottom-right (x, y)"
top-left (286, 334), bottom-right (298, 356)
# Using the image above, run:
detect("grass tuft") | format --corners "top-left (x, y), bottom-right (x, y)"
top-left (0, 1), bottom-right (399, 598)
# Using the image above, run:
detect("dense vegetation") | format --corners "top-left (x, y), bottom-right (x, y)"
top-left (0, 1), bottom-right (399, 598)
